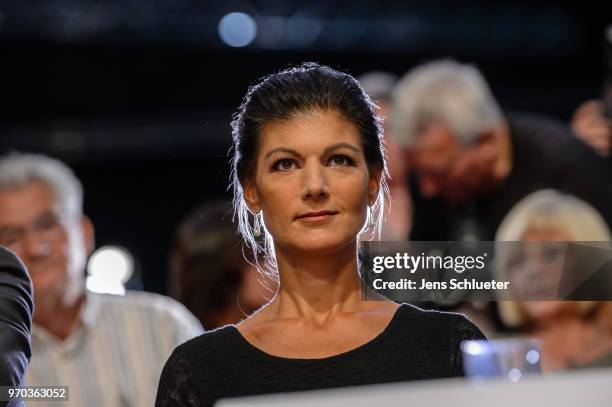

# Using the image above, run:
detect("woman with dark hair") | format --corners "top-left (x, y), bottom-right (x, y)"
top-left (156, 63), bottom-right (485, 406)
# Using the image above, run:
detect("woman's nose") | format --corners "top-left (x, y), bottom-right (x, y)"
top-left (300, 160), bottom-right (329, 200)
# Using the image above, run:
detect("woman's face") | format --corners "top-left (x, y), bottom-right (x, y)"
top-left (243, 110), bottom-right (379, 256)
top-left (512, 227), bottom-right (579, 322)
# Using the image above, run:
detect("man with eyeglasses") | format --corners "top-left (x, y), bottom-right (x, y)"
top-left (0, 152), bottom-right (203, 407)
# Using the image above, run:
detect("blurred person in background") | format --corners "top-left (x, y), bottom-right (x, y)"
top-left (496, 189), bottom-right (612, 372)
top-left (572, 35), bottom-right (612, 157)
top-left (169, 201), bottom-right (277, 330)
top-left (358, 71), bottom-right (412, 240)
top-left (0, 247), bottom-right (33, 407)
top-left (0, 152), bottom-right (203, 407)
top-left (571, 99), bottom-right (612, 156)
top-left (390, 59), bottom-right (612, 242)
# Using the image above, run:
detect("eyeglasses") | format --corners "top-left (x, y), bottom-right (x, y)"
top-left (0, 211), bottom-right (66, 249)
top-left (506, 242), bottom-right (567, 269)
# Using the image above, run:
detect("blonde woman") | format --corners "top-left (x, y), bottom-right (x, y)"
top-left (496, 189), bottom-right (612, 371)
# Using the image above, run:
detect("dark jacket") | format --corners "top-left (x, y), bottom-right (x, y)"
top-left (0, 247), bottom-right (33, 407)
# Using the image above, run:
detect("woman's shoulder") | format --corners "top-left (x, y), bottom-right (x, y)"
top-left (157, 326), bottom-right (240, 406)
top-left (395, 303), bottom-right (487, 341)
top-left (174, 324), bottom-right (238, 358)
top-left (159, 325), bottom-right (242, 387)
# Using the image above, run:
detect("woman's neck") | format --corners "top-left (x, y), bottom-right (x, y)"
top-left (267, 241), bottom-right (368, 325)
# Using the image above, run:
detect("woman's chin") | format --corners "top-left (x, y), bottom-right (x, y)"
top-left (279, 235), bottom-right (356, 257)
top-left (522, 301), bottom-right (567, 322)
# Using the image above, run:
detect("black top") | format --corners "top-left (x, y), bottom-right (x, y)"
top-left (0, 247), bottom-right (33, 407)
top-left (409, 113), bottom-right (612, 241)
top-left (156, 303), bottom-right (486, 406)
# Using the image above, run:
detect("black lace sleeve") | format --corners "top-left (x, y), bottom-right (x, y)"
top-left (156, 348), bottom-right (201, 407)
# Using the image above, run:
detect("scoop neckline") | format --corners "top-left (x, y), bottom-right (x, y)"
top-left (228, 303), bottom-right (407, 363)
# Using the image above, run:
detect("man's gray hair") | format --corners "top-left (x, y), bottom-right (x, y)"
top-left (390, 59), bottom-right (503, 147)
top-left (357, 71), bottom-right (398, 101)
top-left (0, 152), bottom-right (83, 218)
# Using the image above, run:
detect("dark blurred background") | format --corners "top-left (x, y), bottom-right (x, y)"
top-left (0, 0), bottom-right (609, 294)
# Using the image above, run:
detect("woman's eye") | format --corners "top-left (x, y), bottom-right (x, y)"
top-left (329, 155), bottom-right (353, 166)
top-left (273, 158), bottom-right (296, 171)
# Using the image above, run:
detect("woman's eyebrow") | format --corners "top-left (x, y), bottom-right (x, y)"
top-left (324, 143), bottom-right (361, 154)
top-left (264, 143), bottom-right (361, 160)
top-left (264, 147), bottom-right (300, 160)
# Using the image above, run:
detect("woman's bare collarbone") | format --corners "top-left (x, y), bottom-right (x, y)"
top-left (236, 302), bottom-right (399, 359)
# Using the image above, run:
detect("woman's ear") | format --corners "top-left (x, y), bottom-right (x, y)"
top-left (242, 180), bottom-right (261, 213)
top-left (368, 166), bottom-right (383, 205)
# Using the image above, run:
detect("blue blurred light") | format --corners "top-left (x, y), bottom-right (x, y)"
top-left (218, 12), bottom-right (257, 47)
top-left (283, 16), bottom-right (322, 48)
top-left (508, 368), bottom-right (522, 382)
top-left (461, 340), bottom-right (484, 355)
top-left (526, 350), bottom-right (540, 364)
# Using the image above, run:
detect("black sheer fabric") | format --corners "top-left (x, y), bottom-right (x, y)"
top-left (156, 351), bottom-right (200, 406)
top-left (156, 303), bottom-right (486, 406)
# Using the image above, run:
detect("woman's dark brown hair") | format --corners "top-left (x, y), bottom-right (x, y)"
top-left (230, 62), bottom-right (389, 278)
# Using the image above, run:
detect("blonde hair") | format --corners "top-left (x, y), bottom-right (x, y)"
top-left (495, 189), bottom-right (611, 327)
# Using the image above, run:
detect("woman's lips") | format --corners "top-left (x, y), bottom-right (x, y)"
top-left (296, 211), bottom-right (338, 223)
